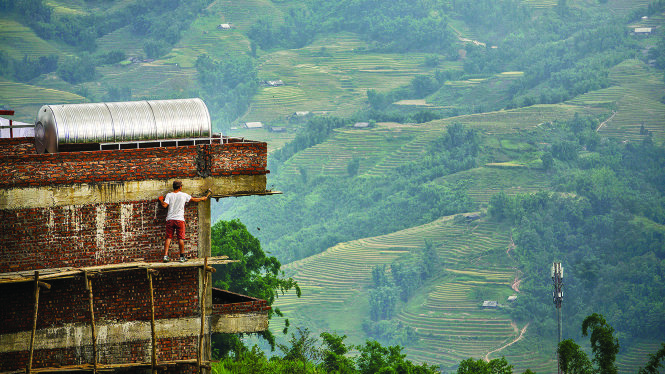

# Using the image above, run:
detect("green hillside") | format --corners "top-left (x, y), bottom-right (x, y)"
top-left (1, 0), bottom-right (664, 372)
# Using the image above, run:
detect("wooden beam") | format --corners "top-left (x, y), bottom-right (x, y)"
top-left (27, 271), bottom-right (40, 374)
top-left (0, 257), bottom-right (235, 285)
top-left (198, 257), bottom-right (209, 373)
top-left (84, 272), bottom-right (98, 374)
top-left (2, 360), bottom-right (212, 373)
top-left (147, 269), bottom-right (157, 373)
top-left (37, 281), bottom-right (51, 289)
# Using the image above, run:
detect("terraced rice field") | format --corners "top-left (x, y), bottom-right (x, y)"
top-left (95, 26), bottom-right (145, 58)
top-left (595, 60), bottom-right (665, 142)
top-left (430, 104), bottom-right (607, 135)
top-left (616, 340), bottom-right (664, 373)
top-left (279, 127), bottom-right (417, 178)
top-left (244, 33), bottom-right (457, 122)
top-left (438, 166), bottom-right (550, 205)
top-left (0, 79), bottom-right (84, 120)
top-left (0, 16), bottom-right (65, 59)
top-left (271, 215), bottom-right (550, 370)
top-left (96, 63), bottom-right (196, 99)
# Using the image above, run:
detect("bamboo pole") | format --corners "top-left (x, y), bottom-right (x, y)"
top-left (27, 271), bottom-right (40, 374)
top-left (197, 257), bottom-right (209, 373)
top-left (2, 359), bottom-right (212, 374)
top-left (147, 269), bottom-right (157, 373)
top-left (84, 272), bottom-right (97, 374)
top-left (0, 257), bottom-right (235, 286)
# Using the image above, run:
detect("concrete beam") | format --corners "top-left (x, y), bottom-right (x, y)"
top-left (0, 174), bottom-right (267, 210)
top-left (0, 311), bottom-right (268, 353)
top-left (210, 312), bottom-right (269, 334)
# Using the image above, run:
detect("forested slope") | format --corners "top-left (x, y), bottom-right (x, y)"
top-left (1, 0), bottom-right (664, 372)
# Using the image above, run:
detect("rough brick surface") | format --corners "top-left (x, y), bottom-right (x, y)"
top-left (0, 268), bottom-right (199, 334)
top-left (212, 300), bottom-right (270, 315)
top-left (0, 137), bottom-right (35, 156)
top-left (0, 201), bottom-right (199, 273)
top-left (0, 138), bottom-right (267, 188)
top-left (0, 336), bottom-right (198, 371)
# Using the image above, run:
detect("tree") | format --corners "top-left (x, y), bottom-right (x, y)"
top-left (278, 327), bottom-right (321, 373)
top-left (582, 314), bottom-right (620, 374)
top-left (559, 339), bottom-right (593, 374)
top-left (638, 343), bottom-right (665, 374)
top-left (541, 151), bottom-right (554, 170)
top-left (456, 357), bottom-right (513, 374)
top-left (57, 55), bottom-right (96, 84)
top-left (320, 332), bottom-right (355, 373)
top-left (210, 219), bottom-right (300, 354)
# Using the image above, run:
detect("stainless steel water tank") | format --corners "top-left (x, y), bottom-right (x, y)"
top-left (34, 98), bottom-right (211, 153)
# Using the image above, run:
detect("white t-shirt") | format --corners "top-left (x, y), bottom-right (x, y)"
top-left (164, 191), bottom-right (192, 221)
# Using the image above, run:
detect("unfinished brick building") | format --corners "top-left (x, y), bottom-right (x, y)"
top-left (0, 99), bottom-right (275, 373)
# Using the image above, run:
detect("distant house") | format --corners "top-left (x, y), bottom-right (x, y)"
top-left (634, 27), bottom-right (653, 35)
top-left (217, 23), bottom-right (232, 30)
top-left (269, 126), bottom-right (286, 133)
top-left (295, 111), bottom-right (310, 117)
top-left (465, 213), bottom-right (481, 222)
top-left (507, 295), bottom-right (518, 302)
top-left (244, 122), bottom-right (264, 129)
top-left (265, 80), bottom-right (284, 87)
top-left (482, 300), bottom-right (498, 309)
top-left (353, 122), bottom-right (370, 128)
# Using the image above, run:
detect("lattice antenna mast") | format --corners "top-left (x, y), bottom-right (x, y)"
top-left (552, 262), bottom-right (564, 374)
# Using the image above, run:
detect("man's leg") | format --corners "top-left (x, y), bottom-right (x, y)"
top-left (178, 239), bottom-right (185, 256)
top-left (164, 238), bottom-right (171, 257)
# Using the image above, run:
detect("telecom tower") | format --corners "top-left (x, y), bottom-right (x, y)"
top-left (552, 262), bottom-right (564, 374)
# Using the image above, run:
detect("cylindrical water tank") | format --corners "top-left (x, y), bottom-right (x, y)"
top-left (34, 98), bottom-right (211, 153)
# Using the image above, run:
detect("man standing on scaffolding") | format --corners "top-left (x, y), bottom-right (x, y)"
top-left (158, 180), bottom-right (211, 262)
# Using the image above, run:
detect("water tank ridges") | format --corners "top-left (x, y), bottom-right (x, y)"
top-left (34, 98), bottom-right (211, 153)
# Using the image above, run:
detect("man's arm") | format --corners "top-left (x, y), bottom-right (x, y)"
top-left (158, 195), bottom-right (168, 208)
top-left (190, 189), bottom-right (212, 203)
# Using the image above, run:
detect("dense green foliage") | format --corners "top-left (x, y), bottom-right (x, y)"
top-left (488, 116), bottom-right (665, 341)
top-left (247, 0), bottom-right (456, 53)
top-left (210, 219), bottom-right (300, 353)
top-left (0, 53), bottom-right (58, 82)
top-left (195, 55), bottom-right (259, 129)
top-left (1, 0), bottom-right (207, 53)
top-left (213, 328), bottom-right (439, 374)
top-left (456, 357), bottom-right (513, 374)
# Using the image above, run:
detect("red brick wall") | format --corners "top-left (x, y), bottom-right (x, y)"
top-left (0, 139), bottom-right (267, 188)
top-left (0, 201), bottom-right (199, 273)
top-left (0, 137), bottom-right (35, 156)
top-left (212, 300), bottom-right (270, 315)
top-left (0, 336), bottom-right (198, 371)
top-left (0, 269), bottom-right (199, 335)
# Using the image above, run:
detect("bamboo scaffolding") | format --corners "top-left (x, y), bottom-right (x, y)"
top-left (27, 271), bottom-right (40, 374)
top-left (2, 360), bottom-right (212, 374)
top-left (84, 272), bottom-right (97, 374)
top-left (147, 269), bottom-right (157, 373)
top-left (0, 257), bottom-right (235, 285)
top-left (197, 257), bottom-right (210, 372)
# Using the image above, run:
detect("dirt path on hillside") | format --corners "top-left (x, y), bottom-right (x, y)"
top-left (511, 274), bottom-right (522, 293)
top-left (450, 25), bottom-right (486, 47)
top-left (484, 323), bottom-right (530, 362)
top-left (506, 233), bottom-right (515, 260)
top-left (596, 111), bottom-right (616, 132)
